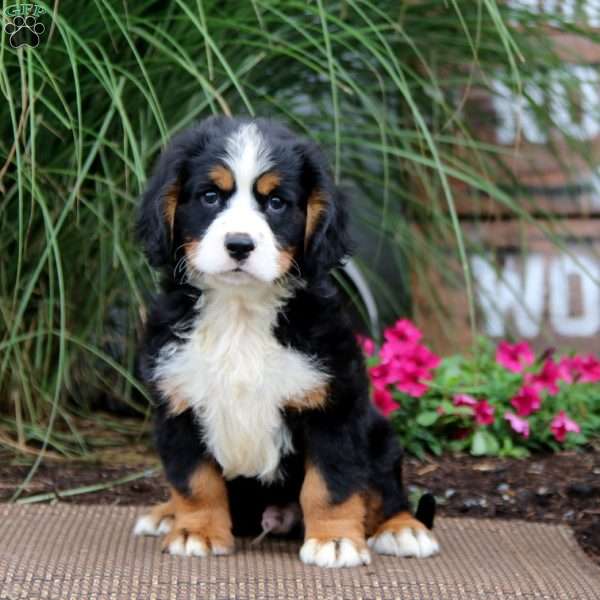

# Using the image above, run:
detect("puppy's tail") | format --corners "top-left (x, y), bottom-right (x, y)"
top-left (415, 493), bottom-right (436, 530)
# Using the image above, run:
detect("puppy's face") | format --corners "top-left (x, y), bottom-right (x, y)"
top-left (138, 117), bottom-right (347, 286)
top-left (177, 123), bottom-right (304, 285)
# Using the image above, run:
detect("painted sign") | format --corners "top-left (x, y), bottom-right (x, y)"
top-left (472, 252), bottom-right (600, 338)
top-left (491, 66), bottom-right (600, 145)
top-left (507, 0), bottom-right (600, 26)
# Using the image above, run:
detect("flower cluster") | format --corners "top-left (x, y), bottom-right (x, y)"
top-left (358, 319), bottom-right (440, 416)
top-left (360, 321), bottom-right (598, 456)
top-left (495, 341), bottom-right (595, 442)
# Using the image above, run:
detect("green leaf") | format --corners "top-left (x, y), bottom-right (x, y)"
top-left (416, 411), bottom-right (439, 427)
top-left (471, 430), bottom-right (500, 456)
top-left (471, 430), bottom-right (487, 456)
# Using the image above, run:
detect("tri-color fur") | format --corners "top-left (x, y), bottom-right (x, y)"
top-left (134, 116), bottom-right (439, 567)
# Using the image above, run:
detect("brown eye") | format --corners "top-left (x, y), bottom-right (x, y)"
top-left (267, 196), bottom-right (285, 212)
top-left (201, 190), bottom-right (219, 207)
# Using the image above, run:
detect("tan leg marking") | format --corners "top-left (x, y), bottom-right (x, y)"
top-left (363, 489), bottom-right (385, 538)
top-left (299, 463), bottom-right (370, 567)
top-left (256, 171), bottom-right (281, 196)
top-left (368, 510), bottom-right (440, 558)
top-left (162, 462), bottom-right (234, 557)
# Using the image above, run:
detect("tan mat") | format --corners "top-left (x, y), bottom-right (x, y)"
top-left (0, 505), bottom-right (599, 600)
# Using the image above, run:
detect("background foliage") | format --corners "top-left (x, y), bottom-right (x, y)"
top-left (1, 1), bottom-right (598, 473)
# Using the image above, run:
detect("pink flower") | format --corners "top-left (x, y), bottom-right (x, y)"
top-left (379, 340), bottom-right (405, 364)
top-left (525, 359), bottom-right (561, 395)
top-left (550, 410), bottom-right (581, 443)
top-left (504, 412), bottom-right (530, 438)
top-left (453, 393), bottom-right (478, 407)
top-left (369, 363), bottom-right (393, 389)
top-left (510, 385), bottom-right (541, 417)
top-left (373, 387), bottom-right (398, 417)
top-left (356, 334), bottom-right (376, 356)
top-left (560, 355), bottom-right (600, 383)
top-left (578, 355), bottom-right (600, 383)
top-left (557, 357), bottom-right (576, 383)
top-left (368, 320), bottom-right (438, 399)
top-left (410, 344), bottom-right (441, 371)
top-left (383, 319), bottom-right (422, 347)
top-left (474, 400), bottom-right (495, 425)
top-left (394, 363), bottom-right (430, 397)
top-left (452, 394), bottom-right (494, 425)
top-left (496, 341), bottom-right (535, 373)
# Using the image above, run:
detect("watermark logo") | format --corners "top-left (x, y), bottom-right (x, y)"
top-left (3, 4), bottom-right (46, 48)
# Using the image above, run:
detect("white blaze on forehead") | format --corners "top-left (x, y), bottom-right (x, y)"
top-left (223, 123), bottom-right (273, 193)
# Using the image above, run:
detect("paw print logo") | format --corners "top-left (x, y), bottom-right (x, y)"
top-left (4, 15), bottom-right (45, 49)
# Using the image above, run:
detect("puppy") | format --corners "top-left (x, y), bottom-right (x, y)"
top-left (133, 116), bottom-right (439, 567)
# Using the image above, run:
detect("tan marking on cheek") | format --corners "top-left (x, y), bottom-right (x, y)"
top-left (183, 239), bottom-right (201, 261)
top-left (209, 165), bottom-right (234, 192)
top-left (162, 462), bottom-right (234, 552)
top-left (277, 246), bottom-right (295, 275)
top-left (163, 184), bottom-right (179, 240)
top-left (300, 462), bottom-right (366, 549)
top-left (285, 384), bottom-right (328, 411)
top-left (305, 189), bottom-right (326, 250)
top-left (373, 511), bottom-right (426, 537)
top-left (256, 171), bottom-right (281, 196)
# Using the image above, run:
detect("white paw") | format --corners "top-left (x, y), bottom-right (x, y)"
top-left (157, 518), bottom-right (173, 535)
top-left (133, 515), bottom-right (161, 537)
top-left (368, 528), bottom-right (440, 558)
top-left (300, 538), bottom-right (370, 568)
top-left (166, 534), bottom-right (233, 557)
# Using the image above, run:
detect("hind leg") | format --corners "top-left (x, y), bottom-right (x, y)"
top-left (366, 416), bottom-right (440, 558)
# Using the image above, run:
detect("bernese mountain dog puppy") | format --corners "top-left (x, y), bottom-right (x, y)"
top-left (133, 116), bottom-right (440, 567)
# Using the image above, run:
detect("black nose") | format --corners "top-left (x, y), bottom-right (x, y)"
top-left (225, 233), bottom-right (256, 261)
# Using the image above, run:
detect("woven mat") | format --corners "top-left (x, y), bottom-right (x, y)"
top-left (1, 505), bottom-right (599, 600)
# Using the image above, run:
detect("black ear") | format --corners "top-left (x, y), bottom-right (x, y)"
top-left (137, 118), bottom-right (226, 267)
top-left (136, 138), bottom-right (187, 268)
top-left (299, 140), bottom-right (350, 280)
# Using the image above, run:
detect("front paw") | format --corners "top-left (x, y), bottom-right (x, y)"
top-left (368, 514), bottom-right (439, 558)
top-left (133, 513), bottom-right (173, 537)
top-left (162, 528), bottom-right (234, 557)
top-left (300, 538), bottom-right (370, 568)
top-left (133, 501), bottom-right (174, 537)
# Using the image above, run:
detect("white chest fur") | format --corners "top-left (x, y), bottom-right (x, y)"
top-left (153, 284), bottom-right (328, 482)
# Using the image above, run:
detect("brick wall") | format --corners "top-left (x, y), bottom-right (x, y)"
top-left (413, 1), bottom-right (600, 354)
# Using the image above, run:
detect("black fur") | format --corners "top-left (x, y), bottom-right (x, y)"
top-left (136, 116), bottom-right (432, 538)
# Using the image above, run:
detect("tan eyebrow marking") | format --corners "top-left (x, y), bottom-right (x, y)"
top-left (256, 171), bottom-right (281, 196)
top-left (209, 165), bottom-right (234, 192)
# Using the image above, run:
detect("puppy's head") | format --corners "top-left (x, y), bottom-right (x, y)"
top-left (137, 116), bottom-right (348, 287)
